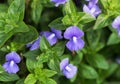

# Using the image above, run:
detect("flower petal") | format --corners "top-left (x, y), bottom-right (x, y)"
top-left (83, 4), bottom-right (101, 17)
top-left (83, 4), bottom-right (91, 14)
top-left (117, 27), bottom-right (120, 36)
top-left (26, 43), bottom-right (32, 48)
top-left (51, 28), bottom-right (63, 39)
top-left (30, 36), bottom-right (41, 50)
top-left (66, 38), bottom-right (85, 51)
top-left (42, 32), bottom-right (57, 45)
top-left (88, 0), bottom-right (98, 8)
top-left (3, 61), bottom-right (19, 74)
top-left (91, 5), bottom-right (101, 17)
top-left (112, 16), bottom-right (120, 29)
top-left (51, 0), bottom-right (68, 7)
top-left (63, 64), bottom-right (77, 79)
top-left (60, 58), bottom-right (69, 71)
top-left (6, 52), bottom-right (21, 63)
top-left (64, 26), bottom-right (84, 39)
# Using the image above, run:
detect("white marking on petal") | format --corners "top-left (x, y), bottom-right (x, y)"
top-left (65, 65), bottom-right (71, 72)
top-left (10, 60), bottom-right (15, 67)
top-left (48, 33), bottom-right (55, 40)
top-left (73, 36), bottom-right (77, 43)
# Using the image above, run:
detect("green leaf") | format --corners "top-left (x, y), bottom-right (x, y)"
top-left (0, 31), bottom-right (13, 48)
top-left (100, 0), bottom-right (109, 10)
top-left (0, 72), bottom-right (19, 82)
top-left (62, 0), bottom-right (76, 14)
top-left (86, 54), bottom-right (109, 70)
top-left (14, 22), bottom-right (29, 33)
top-left (24, 74), bottom-right (37, 84)
top-left (16, 78), bottom-right (24, 84)
top-left (79, 64), bottom-right (98, 79)
top-left (93, 14), bottom-right (111, 30)
top-left (97, 62), bottom-right (118, 84)
top-left (38, 53), bottom-right (49, 64)
top-left (62, 12), bottom-right (95, 26)
top-left (48, 59), bottom-right (60, 73)
top-left (8, 0), bottom-right (25, 21)
top-left (4, 24), bottom-right (14, 33)
top-left (26, 56), bottom-right (43, 72)
top-left (104, 82), bottom-right (120, 84)
top-left (105, 0), bottom-right (120, 16)
top-left (73, 51), bottom-right (83, 64)
top-left (87, 29), bottom-right (106, 52)
top-left (25, 50), bottom-right (43, 72)
top-left (0, 51), bottom-right (6, 64)
top-left (103, 63), bottom-right (118, 78)
top-left (42, 78), bottom-right (57, 84)
top-left (0, 4), bottom-right (8, 12)
top-left (48, 17), bottom-right (67, 30)
top-left (26, 59), bottom-right (37, 72)
top-left (47, 78), bottom-right (57, 84)
top-left (107, 33), bottom-right (120, 45)
top-left (44, 69), bottom-right (57, 77)
top-left (23, 49), bottom-right (41, 60)
top-left (40, 0), bottom-right (54, 7)
top-left (13, 25), bottom-right (38, 44)
top-left (0, 65), bottom-right (4, 73)
top-left (40, 36), bottom-right (51, 51)
top-left (52, 41), bottom-right (65, 56)
top-left (31, 0), bottom-right (43, 24)
top-left (78, 13), bottom-right (95, 24)
top-left (87, 29), bottom-right (101, 51)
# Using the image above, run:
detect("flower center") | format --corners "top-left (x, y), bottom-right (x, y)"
top-left (73, 36), bottom-right (77, 43)
top-left (48, 33), bottom-right (55, 40)
top-left (10, 60), bottom-right (15, 67)
top-left (65, 65), bottom-right (71, 72)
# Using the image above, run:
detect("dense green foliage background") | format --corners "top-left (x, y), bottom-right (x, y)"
top-left (0, 0), bottom-right (120, 84)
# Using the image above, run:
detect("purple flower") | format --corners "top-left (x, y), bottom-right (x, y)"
top-left (86, 0), bottom-right (98, 8)
top-left (83, 0), bottom-right (101, 17)
top-left (64, 26), bottom-right (85, 51)
top-left (51, 0), bottom-right (69, 7)
top-left (26, 36), bottom-right (41, 50)
top-left (60, 58), bottom-right (77, 79)
top-left (112, 16), bottom-right (120, 36)
top-left (2, 52), bottom-right (21, 74)
top-left (42, 28), bottom-right (63, 46)
top-left (83, 5), bottom-right (101, 17)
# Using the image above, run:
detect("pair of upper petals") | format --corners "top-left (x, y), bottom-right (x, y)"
top-left (5, 52), bottom-right (21, 63)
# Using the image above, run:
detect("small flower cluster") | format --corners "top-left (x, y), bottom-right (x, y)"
top-left (3, 0), bottom-right (85, 77)
top-left (26, 26), bottom-right (84, 79)
top-left (83, 0), bottom-right (101, 17)
top-left (27, 26), bottom-right (85, 51)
